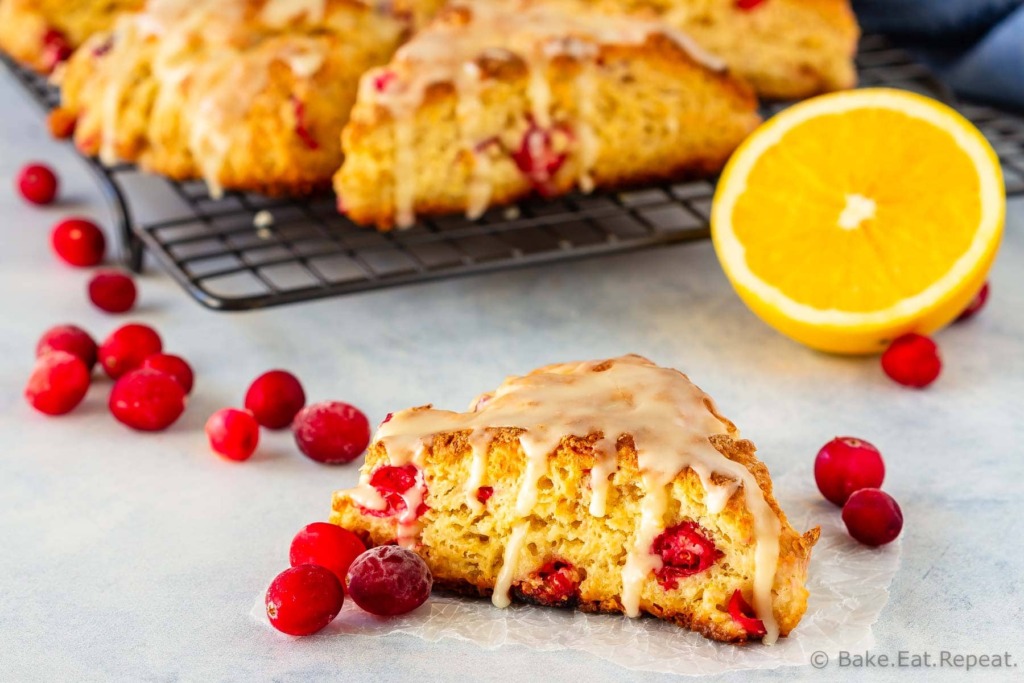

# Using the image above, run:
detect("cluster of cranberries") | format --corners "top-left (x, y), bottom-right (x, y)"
top-left (17, 162), bottom-right (138, 314)
top-left (814, 437), bottom-right (903, 546)
top-left (265, 523), bottom-right (433, 636)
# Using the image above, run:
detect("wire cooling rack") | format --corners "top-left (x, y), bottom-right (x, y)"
top-left (4, 34), bottom-right (1023, 311)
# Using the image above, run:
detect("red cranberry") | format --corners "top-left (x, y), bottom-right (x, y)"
top-left (266, 565), bottom-right (344, 636)
top-left (51, 218), bottom-right (106, 267)
top-left (372, 70), bottom-right (397, 93)
top-left (141, 353), bottom-right (194, 394)
top-left (98, 323), bottom-right (162, 379)
top-left (345, 545), bottom-right (432, 616)
top-left (511, 121), bottom-right (571, 195)
top-left (956, 282), bottom-right (989, 322)
top-left (727, 590), bottom-right (766, 637)
top-left (244, 370), bottom-right (306, 429)
top-left (652, 521), bottom-right (722, 589)
top-left (88, 271), bottom-right (137, 313)
top-left (41, 29), bottom-right (72, 72)
top-left (205, 408), bottom-right (260, 461)
top-left (814, 436), bottom-right (885, 506)
top-left (36, 324), bottom-right (97, 371)
top-left (17, 163), bottom-right (58, 205)
top-left (109, 368), bottom-right (186, 432)
top-left (881, 334), bottom-right (941, 388)
top-left (359, 464), bottom-right (428, 518)
top-left (735, 0), bottom-right (766, 10)
top-left (25, 351), bottom-right (91, 416)
top-left (842, 488), bottom-right (903, 547)
top-left (290, 522), bottom-right (367, 584)
top-left (292, 401), bottom-right (370, 464)
top-left (530, 560), bottom-right (580, 603)
top-left (291, 97), bottom-right (318, 150)
top-left (476, 486), bottom-right (493, 504)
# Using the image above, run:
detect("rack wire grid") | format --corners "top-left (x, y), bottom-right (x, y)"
top-left (4, 33), bottom-right (1023, 311)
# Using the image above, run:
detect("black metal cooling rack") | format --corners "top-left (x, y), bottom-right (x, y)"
top-left (4, 34), bottom-right (1023, 311)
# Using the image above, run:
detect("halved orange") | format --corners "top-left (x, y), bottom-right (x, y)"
top-left (712, 88), bottom-right (1004, 354)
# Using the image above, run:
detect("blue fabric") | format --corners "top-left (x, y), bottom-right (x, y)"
top-left (853, 0), bottom-right (1024, 110)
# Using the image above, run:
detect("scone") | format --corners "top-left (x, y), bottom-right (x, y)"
top-left (0, 0), bottom-right (143, 74)
top-left (333, 0), bottom-right (761, 229)
top-left (331, 355), bottom-right (819, 644)
top-left (587, 0), bottom-right (859, 99)
top-left (51, 0), bottom-right (420, 197)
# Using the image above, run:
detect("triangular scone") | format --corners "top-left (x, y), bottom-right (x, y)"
top-left (333, 0), bottom-right (760, 229)
top-left (332, 355), bottom-right (819, 643)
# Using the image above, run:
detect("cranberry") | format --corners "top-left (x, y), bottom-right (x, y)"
top-left (292, 401), bottom-right (371, 465)
top-left (36, 324), bottom-right (97, 371)
top-left (98, 323), bottom-right (163, 379)
top-left (141, 353), bottom-right (194, 394)
top-left (359, 464), bottom-right (428, 518)
top-left (735, 0), bottom-right (766, 10)
top-left (476, 486), bottom-right (493, 504)
top-left (727, 590), bottom-right (766, 637)
top-left (25, 351), bottom-right (91, 416)
top-left (814, 436), bottom-right (885, 506)
top-left (290, 522), bottom-right (367, 583)
top-left (41, 29), bottom-right (72, 72)
top-left (881, 333), bottom-right (941, 388)
top-left (956, 282), bottom-right (989, 322)
top-left (842, 488), bottom-right (903, 547)
top-left (204, 408), bottom-right (259, 461)
top-left (109, 368), bottom-right (186, 431)
top-left (511, 121), bottom-right (571, 195)
top-left (17, 163), bottom-right (58, 205)
top-left (266, 565), bottom-right (344, 636)
top-left (652, 521), bottom-right (722, 589)
top-left (291, 97), bottom-right (318, 150)
top-left (345, 545), bottom-right (432, 616)
top-left (372, 70), bottom-right (397, 93)
top-left (244, 370), bottom-right (305, 429)
top-left (51, 218), bottom-right (106, 267)
top-left (526, 560), bottom-right (580, 604)
top-left (88, 271), bottom-right (137, 313)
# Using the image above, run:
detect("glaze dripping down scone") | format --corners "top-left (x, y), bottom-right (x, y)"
top-left (333, 0), bottom-right (761, 229)
top-left (0, 0), bottom-right (144, 74)
top-left (51, 0), bottom-right (429, 197)
top-left (331, 355), bottom-right (819, 643)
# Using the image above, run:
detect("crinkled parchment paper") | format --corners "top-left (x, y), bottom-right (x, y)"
top-left (252, 471), bottom-right (901, 675)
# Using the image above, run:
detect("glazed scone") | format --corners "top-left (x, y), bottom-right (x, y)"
top-left (333, 0), bottom-right (761, 229)
top-left (332, 355), bottom-right (819, 643)
top-left (589, 0), bottom-right (859, 99)
top-left (52, 0), bottom-right (422, 197)
top-left (0, 0), bottom-right (144, 74)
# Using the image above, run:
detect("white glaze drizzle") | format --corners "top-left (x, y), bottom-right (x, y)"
top-left (359, 0), bottom-right (724, 228)
top-left (339, 355), bottom-right (784, 643)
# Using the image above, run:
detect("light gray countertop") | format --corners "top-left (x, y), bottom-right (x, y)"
top-left (2, 68), bottom-right (1022, 682)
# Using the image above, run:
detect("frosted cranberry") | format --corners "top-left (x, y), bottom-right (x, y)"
top-left (17, 163), bottom-right (58, 205)
top-left (814, 436), bottom-right (885, 506)
top-left (36, 324), bottom-right (97, 371)
top-left (881, 334), bottom-right (941, 388)
top-left (141, 354), bottom-right (194, 394)
top-left (956, 282), bottom-right (989, 322)
top-left (842, 488), bottom-right (903, 547)
top-left (109, 368), bottom-right (186, 432)
top-left (244, 370), bottom-right (305, 429)
top-left (476, 486), bottom-right (493, 504)
top-left (41, 29), bottom-right (72, 72)
top-left (205, 408), bottom-right (260, 461)
top-left (25, 351), bottom-right (90, 416)
top-left (530, 560), bottom-right (581, 604)
top-left (735, 0), bottom-right (766, 9)
top-left (652, 521), bottom-right (722, 589)
top-left (360, 464), bottom-right (428, 518)
top-left (293, 401), bottom-right (370, 464)
top-left (98, 323), bottom-right (162, 379)
top-left (88, 271), bottom-right (137, 313)
top-left (266, 565), bottom-right (344, 636)
top-left (51, 218), bottom-right (106, 267)
top-left (511, 121), bottom-right (571, 195)
top-left (727, 590), bottom-right (766, 637)
top-left (346, 545), bottom-right (432, 616)
top-left (290, 522), bottom-right (367, 583)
